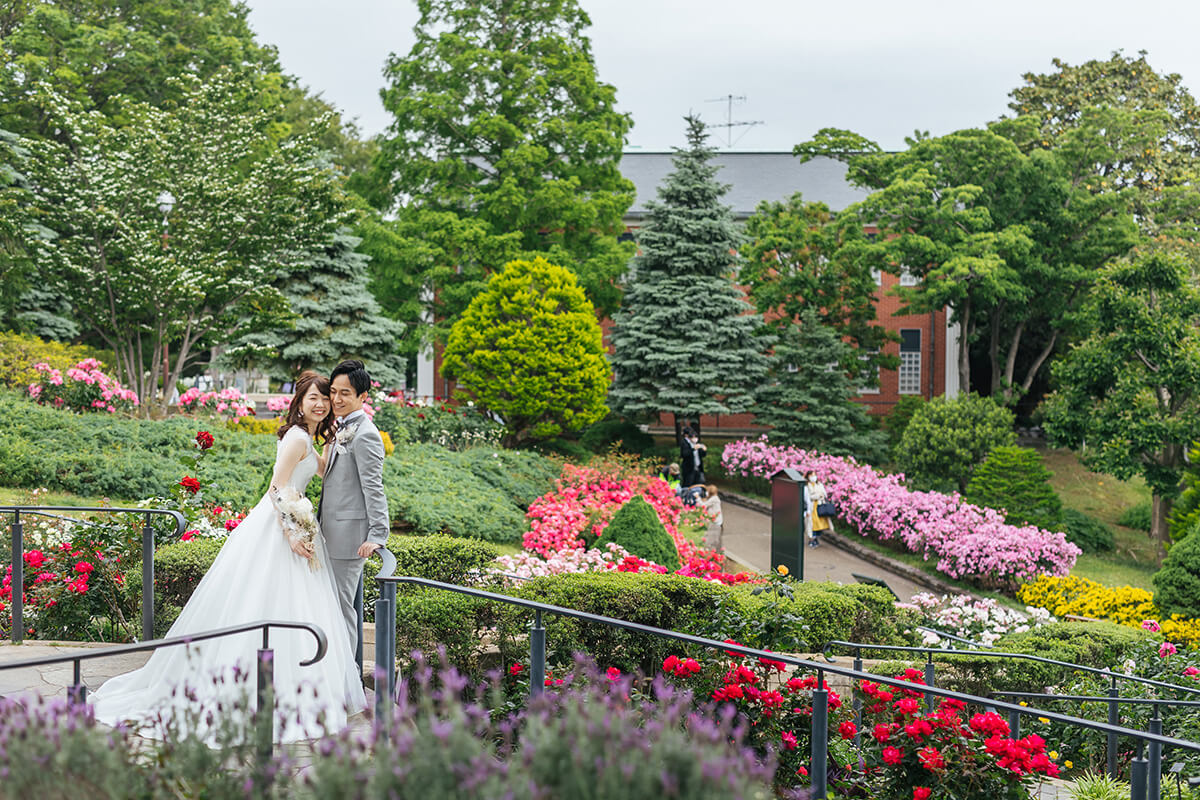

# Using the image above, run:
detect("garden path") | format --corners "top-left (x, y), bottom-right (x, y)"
top-left (720, 499), bottom-right (930, 601)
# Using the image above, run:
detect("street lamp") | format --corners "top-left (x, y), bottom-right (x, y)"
top-left (156, 191), bottom-right (175, 249)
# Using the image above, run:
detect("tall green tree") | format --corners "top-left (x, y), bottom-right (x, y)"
top-left (797, 126), bottom-right (1136, 399)
top-left (0, 128), bottom-right (48, 325)
top-left (226, 229), bottom-right (405, 386)
top-left (25, 73), bottom-right (350, 414)
top-left (754, 307), bottom-right (886, 461)
top-left (741, 193), bottom-right (896, 383)
top-left (608, 116), bottom-right (770, 439)
top-left (441, 256), bottom-right (610, 447)
top-left (1042, 242), bottom-right (1200, 562)
top-left (372, 0), bottom-right (635, 324)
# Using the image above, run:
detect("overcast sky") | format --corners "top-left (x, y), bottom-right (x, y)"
top-left (243, 0), bottom-right (1200, 152)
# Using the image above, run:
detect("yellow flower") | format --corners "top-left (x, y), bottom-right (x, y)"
top-left (1048, 750), bottom-right (1059, 760)
top-left (1039, 717), bottom-right (1050, 724)
top-left (1019, 701), bottom-right (1027, 706)
top-left (1065, 760), bottom-right (1073, 769)
top-left (776, 564), bottom-right (789, 576)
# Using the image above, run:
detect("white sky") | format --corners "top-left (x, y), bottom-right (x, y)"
top-left (243, 0), bottom-right (1200, 152)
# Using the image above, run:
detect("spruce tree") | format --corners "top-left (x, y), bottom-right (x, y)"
top-left (754, 306), bottom-right (886, 461)
top-left (964, 445), bottom-right (1063, 530)
top-left (230, 228), bottom-right (405, 386)
top-left (609, 116), bottom-right (769, 437)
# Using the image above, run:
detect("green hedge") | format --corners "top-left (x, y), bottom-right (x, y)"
top-left (598, 496), bottom-right (680, 570)
top-left (0, 393), bottom-right (275, 507)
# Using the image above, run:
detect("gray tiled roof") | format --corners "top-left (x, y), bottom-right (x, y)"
top-left (621, 152), bottom-right (869, 219)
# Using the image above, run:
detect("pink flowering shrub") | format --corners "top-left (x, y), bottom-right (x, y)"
top-left (722, 437), bottom-right (1080, 590)
top-left (27, 359), bottom-right (139, 414)
top-left (177, 386), bottom-right (254, 419)
top-left (265, 395), bottom-right (291, 413)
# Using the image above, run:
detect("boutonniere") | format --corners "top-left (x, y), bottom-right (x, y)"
top-left (333, 422), bottom-right (360, 455)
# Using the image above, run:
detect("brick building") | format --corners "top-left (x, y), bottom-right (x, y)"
top-left (416, 152), bottom-right (960, 430)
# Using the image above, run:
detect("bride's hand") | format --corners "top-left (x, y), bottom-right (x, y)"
top-left (288, 536), bottom-right (314, 560)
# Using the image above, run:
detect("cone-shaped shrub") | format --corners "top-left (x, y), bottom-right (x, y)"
top-left (1153, 525), bottom-right (1200, 617)
top-left (598, 496), bottom-right (681, 571)
top-left (965, 446), bottom-right (1062, 530)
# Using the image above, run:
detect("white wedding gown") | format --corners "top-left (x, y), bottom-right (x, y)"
top-left (90, 426), bottom-right (366, 742)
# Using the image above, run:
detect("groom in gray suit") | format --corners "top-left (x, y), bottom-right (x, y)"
top-left (320, 359), bottom-right (389, 659)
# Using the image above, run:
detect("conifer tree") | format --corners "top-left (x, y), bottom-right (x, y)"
top-left (609, 116), bottom-right (769, 438)
top-left (754, 307), bottom-right (886, 461)
top-left (229, 229), bottom-right (405, 386)
top-left (964, 445), bottom-right (1063, 530)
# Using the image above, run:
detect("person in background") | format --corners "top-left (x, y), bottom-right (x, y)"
top-left (701, 484), bottom-right (723, 551)
top-left (806, 470), bottom-right (831, 547)
top-left (680, 425), bottom-right (706, 487)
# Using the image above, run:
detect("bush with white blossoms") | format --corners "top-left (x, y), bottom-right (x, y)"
top-left (177, 387), bottom-right (254, 419)
top-left (901, 592), bottom-right (1055, 647)
top-left (492, 542), bottom-right (637, 579)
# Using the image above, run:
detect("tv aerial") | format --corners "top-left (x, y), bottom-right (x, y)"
top-left (704, 94), bottom-right (763, 148)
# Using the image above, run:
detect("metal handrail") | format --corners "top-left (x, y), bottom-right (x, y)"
top-left (353, 546), bottom-right (397, 675)
top-left (995, 691), bottom-right (1200, 708)
top-left (914, 625), bottom-right (991, 648)
top-left (823, 640), bottom-right (1200, 697)
top-left (3, 505), bottom-right (187, 643)
top-left (371, 574), bottom-right (1200, 800)
top-left (0, 619), bottom-right (325, 759)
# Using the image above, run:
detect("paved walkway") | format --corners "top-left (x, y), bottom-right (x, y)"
top-left (721, 499), bottom-right (930, 601)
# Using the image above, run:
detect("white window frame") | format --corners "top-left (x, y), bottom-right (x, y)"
top-left (899, 266), bottom-right (919, 286)
top-left (858, 349), bottom-right (881, 394)
top-left (899, 329), bottom-right (922, 395)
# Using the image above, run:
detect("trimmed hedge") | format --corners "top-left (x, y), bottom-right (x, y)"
top-left (363, 533), bottom-right (501, 619)
top-left (0, 393), bottom-right (275, 507)
top-left (598, 496), bottom-right (680, 571)
top-left (1154, 527), bottom-right (1200, 617)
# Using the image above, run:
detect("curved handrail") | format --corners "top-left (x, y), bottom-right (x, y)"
top-left (0, 505), bottom-right (187, 530)
top-left (822, 640), bottom-right (1200, 697)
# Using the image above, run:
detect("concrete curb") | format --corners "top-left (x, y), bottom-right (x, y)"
top-left (720, 490), bottom-right (964, 597)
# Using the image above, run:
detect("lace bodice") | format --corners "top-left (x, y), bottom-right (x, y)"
top-left (278, 426), bottom-right (319, 492)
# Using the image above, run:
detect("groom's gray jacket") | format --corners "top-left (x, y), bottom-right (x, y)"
top-left (319, 413), bottom-right (389, 559)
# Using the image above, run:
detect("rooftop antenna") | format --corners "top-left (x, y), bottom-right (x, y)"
top-left (704, 94), bottom-right (763, 148)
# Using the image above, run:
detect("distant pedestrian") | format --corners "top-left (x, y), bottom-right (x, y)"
top-left (680, 425), bottom-right (706, 487)
top-left (806, 470), bottom-right (832, 547)
top-left (701, 484), bottom-right (723, 551)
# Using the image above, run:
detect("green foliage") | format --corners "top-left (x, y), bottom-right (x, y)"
top-left (1043, 243), bottom-right (1200, 557)
top-left (371, 0), bottom-right (634, 321)
top-left (0, 393), bottom-right (275, 507)
top-left (965, 445), bottom-right (1062, 529)
top-left (226, 228), bottom-right (404, 385)
top-left (741, 193), bottom-right (896, 382)
top-left (609, 116), bottom-right (770, 424)
top-left (755, 306), bottom-right (888, 461)
top-left (1066, 772), bottom-right (1130, 800)
top-left (597, 496), bottom-right (680, 571)
top-left (1059, 509), bottom-right (1116, 554)
top-left (1153, 525), bottom-right (1200, 617)
top-left (0, 330), bottom-right (107, 390)
top-left (0, 128), bottom-right (43, 323)
top-left (579, 418), bottom-right (656, 456)
top-left (1168, 443), bottom-right (1200, 542)
top-left (441, 257), bottom-right (610, 447)
top-left (1116, 499), bottom-right (1152, 532)
top-left (882, 395), bottom-right (927, 454)
top-left (382, 443), bottom-right (558, 542)
top-left (25, 72), bottom-right (351, 413)
top-left (371, 400), bottom-right (500, 450)
top-left (893, 394), bottom-right (1016, 492)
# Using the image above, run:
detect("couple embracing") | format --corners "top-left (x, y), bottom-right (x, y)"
top-left (91, 360), bottom-right (389, 742)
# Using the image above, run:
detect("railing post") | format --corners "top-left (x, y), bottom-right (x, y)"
top-left (1008, 709), bottom-right (1021, 739)
top-left (374, 590), bottom-right (393, 724)
top-left (1108, 679), bottom-right (1120, 780)
top-left (383, 581), bottom-right (396, 700)
top-left (924, 651), bottom-right (936, 710)
top-left (529, 610), bottom-right (545, 698)
top-left (1130, 741), bottom-right (1148, 800)
top-left (69, 659), bottom-right (86, 705)
top-left (1148, 705), bottom-right (1162, 800)
top-left (354, 573), bottom-right (364, 676)
top-left (11, 511), bottom-right (22, 644)
top-left (811, 669), bottom-right (828, 798)
top-left (141, 512), bottom-right (154, 641)
top-left (256, 644), bottom-right (275, 763)
top-left (852, 654), bottom-right (863, 754)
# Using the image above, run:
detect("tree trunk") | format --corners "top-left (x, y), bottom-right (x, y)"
top-left (958, 300), bottom-right (972, 395)
top-left (674, 415), bottom-right (682, 446)
top-left (988, 305), bottom-right (1002, 395)
top-left (1151, 493), bottom-right (1172, 566)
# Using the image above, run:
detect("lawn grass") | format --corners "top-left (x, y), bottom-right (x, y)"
top-left (0, 486), bottom-right (131, 508)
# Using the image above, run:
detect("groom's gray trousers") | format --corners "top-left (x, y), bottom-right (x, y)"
top-left (329, 556), bottom-right (365, 657)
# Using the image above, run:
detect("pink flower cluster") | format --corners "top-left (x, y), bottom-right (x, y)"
top-left (27, 359), bottom-right (139, 414)
top-left (523, 464), bottom-right (696, 562)
top-left (177, 386), bottom-right (254, 418)
top-left (266, 395), bottom-right (291, 413)
top-left (722, 437), bottom-right (1080, 589)
top-left (493, 542), bottom-right (637, 578)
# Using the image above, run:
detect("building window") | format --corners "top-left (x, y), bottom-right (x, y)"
top-left (871, 267), bottom-right (883, 286)
top-left (899, 266), bottom-right (919, 286)
top-left (859, 349), bottom-right (880, 394)
top-left (899, 329), bottom-right (922, 395)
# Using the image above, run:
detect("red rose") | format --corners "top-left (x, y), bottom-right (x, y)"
top-left (882, 746), bottom-right (903, 765)
top-left (195, 431), bottom-right (214, 450)
top-left (23, 550), bottom-right (45, 569)
top-left (606, 667), bottom-right (621, 681)
top-left (74, 562), bottom-right (95, 575)
top-left (181, 530), bottom-right (198, 542)
top-left (914, 788), bottom-right (932, 800)
top-left (179, 476), bottom-right (201, 494)
top-left (839, 720), bottom-right (857, 740)
top-left (509, 663), bottom-right (523, 676)
top-left (224, 518), bottom-right (239, 531)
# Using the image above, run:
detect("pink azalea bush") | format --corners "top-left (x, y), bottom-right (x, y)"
top-left (177, 386), bottom-right (254, 419)
top-left (27, 359), bottom-right (139, 414)
top-left (722, 437), bottom-right (1080, 590)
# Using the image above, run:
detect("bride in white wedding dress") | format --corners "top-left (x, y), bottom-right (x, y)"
top-left (91, 371), bottom-right (366, 742)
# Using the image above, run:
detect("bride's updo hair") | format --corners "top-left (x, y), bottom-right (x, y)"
top-left (277, 370), bottom-right (334, 445)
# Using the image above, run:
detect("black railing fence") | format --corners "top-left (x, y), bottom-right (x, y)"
top-left (372, 574), bottom-right (1200, 800)
top-left (3, 505), bottom-right (186, 642)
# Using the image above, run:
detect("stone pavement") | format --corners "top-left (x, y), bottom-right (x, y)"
top-left (720, 497), bottom-right (931, 602)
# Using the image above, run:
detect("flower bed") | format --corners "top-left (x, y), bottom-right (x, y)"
top-left (27, 358), bottom-right (139, 414)
top-left (1018, 574), bottom-right (1200, 648)
top-left (177, 387), bottom-right (253, 418)
top-left (902, 592), bottom-right (1055, 647)
top-left (722, 437), bottom-right (1080, 591)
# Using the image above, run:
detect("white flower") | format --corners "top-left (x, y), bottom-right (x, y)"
top-left (334, 422), bottom-right (360, 454)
